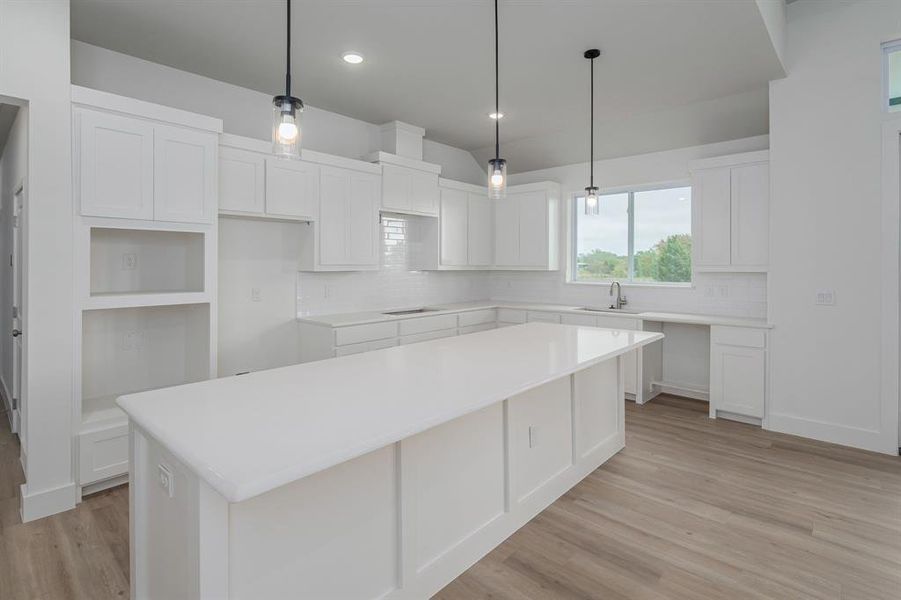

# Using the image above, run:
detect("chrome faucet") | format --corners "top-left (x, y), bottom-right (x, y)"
top-left (609, 281), bottom-right (627, 310)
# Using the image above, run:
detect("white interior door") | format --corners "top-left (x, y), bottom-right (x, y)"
top-left (11, 184), bottom-right (24, 440)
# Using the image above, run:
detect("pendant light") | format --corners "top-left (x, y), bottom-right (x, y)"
top-left (488, 0), bottom-right (507, 200)
top-left (584, 48), bottom-right (601, 215)
top-left (272, 0), bottom-right (303, 158)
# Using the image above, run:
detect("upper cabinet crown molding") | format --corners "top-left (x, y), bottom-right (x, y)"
top-left (71, 85), bottom-right (223, 133)
top-left (366, 151), bottom-right (442, 174)
top-left (220, 133), bottom-right (380, 175)
top-left (689, 149), bottom-right (769, 172)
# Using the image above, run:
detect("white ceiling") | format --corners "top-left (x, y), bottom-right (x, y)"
top-left (70, 0), bottom-right (784, 173)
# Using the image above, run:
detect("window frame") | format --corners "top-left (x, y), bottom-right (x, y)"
top-left (567, 180), bottom-right (693, 287)
top-left (883, 39), bottom-right (901, 113)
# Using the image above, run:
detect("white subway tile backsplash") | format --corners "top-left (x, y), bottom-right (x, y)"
top-left (297, 215), bottom-right (767, 319)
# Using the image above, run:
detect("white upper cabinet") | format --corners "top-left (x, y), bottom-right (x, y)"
top-left (265, 157), bottom-right (320, 220)
top-left (381, 163), bottom-right (439, 216)
top-left (494, 181), bottom-right (560, 270)
top-left (153, 124), bottom-right (217, 223)
top-left (439, 188), bottom-right (468, 266)
top-left (76, 96), bottom-right (220, 224)
top-left (467, 193), bottom-right (493, 267)
top-left (78, 109), bottom-right (155, 220)
top-left (219, 146), bottom-right (265, 215)
top-left (299, 165), bottom-right (381, 271)
top-left (690, 150), bottom-right (769, 272)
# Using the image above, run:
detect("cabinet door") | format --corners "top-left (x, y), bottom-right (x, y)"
top-left (710, 344), bottom-right (765, 418)
top-left (153, 125), bottom-right (217, 223)
top-left (381, 164), bottom-right (411, 212)
top-left (219, 147), bottom-right (265, 215)
top-left (410, 169), bottom-right (439, 215)
top-left (318, 167), bottom-right (348, 265)
top-left (346, 171), bottom-right (380, 266)
top-left (265, 158), bottom-right (320, 219)
top-left (517, 190), bottom-right (550, 268)
top-left (439, 188), bottom-right (468, 266)
top-left (730, 163), bottom-right (769, 267)
top-left (691, 167), bottom-right (732, 267)
top-left (467, 193), bottom-right (493, 267)
top-left (78, 109), bottom-right (154, 220)
top-left (494, 198), bottom-right (519, 267)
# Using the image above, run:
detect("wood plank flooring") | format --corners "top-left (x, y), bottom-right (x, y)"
top-left (1, 396), bottom-right (899, 599)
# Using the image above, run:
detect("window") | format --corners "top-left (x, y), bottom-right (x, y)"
top-left (884, 41), bottom-right (901, 112)
top-left (572, 185), bottom-right (691, 284)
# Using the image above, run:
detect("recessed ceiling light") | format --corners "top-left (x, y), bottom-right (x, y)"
top-left (342, 52), bottom-right (364, 64)
top-left (489, 112), bottom-right (504, 119)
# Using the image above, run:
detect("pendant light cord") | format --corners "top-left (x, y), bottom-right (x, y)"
top-left (494, 0), bottom-right (500, 162)
top-left (285, 0), bottom-right (292, 97)
top-left (589, 54), bottom-right (594, 188)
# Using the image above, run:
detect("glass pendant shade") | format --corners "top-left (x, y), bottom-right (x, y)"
top-left (488, 158), bottom-right (507, 200)
top-left (272, 95), bottom-right (303, 158)
top-left (585, 186), bottom-right (600, 216)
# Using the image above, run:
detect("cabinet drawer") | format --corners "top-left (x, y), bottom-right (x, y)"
top-left (398, 313), bottom-right (459, 335)
top-left (458, 309), bottom-right (497, 327)
top-left (595, 315), bottom-right (640, 330)
top-left (527, 311), bottom-right (561, 324)
top-left (561, 313), bottom-right (597, 327)
top-left (711, 326), bottom-right (766, 348)
top-left (79, 424), bottom-right (129, 485)
top-left (335, 337), bottom-right (398, 357)
top-left (335, 322), bottom-right (397, 346)
top-left (497, 308), bottom-right (527, 324)
top-left (398, 328), bottom-right (456, 345)
top-left (459, 323), bottom-right (496, 336)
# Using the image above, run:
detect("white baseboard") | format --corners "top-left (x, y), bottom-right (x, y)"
top-left (650, 381), bottom-right (709, 402)
top-left (0, 376), bottom-right (13, 432)
top-left (80, 474), bottom-right (128, 498)
top-left (20, 481), bottom-right (78, 522)
top-left (767, 412), bottom-right (897, 455)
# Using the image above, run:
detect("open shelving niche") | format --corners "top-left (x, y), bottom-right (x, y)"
top-left (75, 217), bottom-right (217, 493)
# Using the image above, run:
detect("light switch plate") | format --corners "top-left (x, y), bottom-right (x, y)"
top-left (528, 425), bottom-right (538, 448)
top-left (815, 290), bottom-right (835, 306)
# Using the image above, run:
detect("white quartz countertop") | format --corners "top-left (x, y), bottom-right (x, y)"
top-left (296, 300), bottom-right (771, 329)
top-left (117, 323), bottom-right (663, 504)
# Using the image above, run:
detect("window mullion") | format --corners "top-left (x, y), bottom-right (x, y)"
top-left (627, 191), bottom-right (635, 281)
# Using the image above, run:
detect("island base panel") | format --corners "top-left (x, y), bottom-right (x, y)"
top-left (129, 357), bottom-right (624, 600)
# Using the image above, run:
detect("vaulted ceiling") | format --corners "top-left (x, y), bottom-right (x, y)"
top-left (71, 0), bottom-right (785, 172)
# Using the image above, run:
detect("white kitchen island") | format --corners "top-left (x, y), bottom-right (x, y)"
top-left (118, 323), bottom-right (663, 600)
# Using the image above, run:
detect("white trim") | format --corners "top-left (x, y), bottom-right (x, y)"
top-left (650, 381), bottom-right (709, 402)
top-left (379, 120), bottom-right (425, 137)
top-left (688, 150), bottom-right (769, 171)
top-left (438, 178), bottom-right (486, 195)
top-left (219, 133), bottom-right (382, 174)
top-left (882, 117), bottom-right (901, 451)
top-left (71, 85), bottom-right (223, 133)
top-left (20, 481), bottom-right (78, 522)
top-left (366, 151), bottom-right (442, 174)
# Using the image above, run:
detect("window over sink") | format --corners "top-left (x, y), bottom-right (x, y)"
top-left (572, 185), bottom-right (692, 284)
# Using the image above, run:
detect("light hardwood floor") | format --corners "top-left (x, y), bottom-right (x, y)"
top-left (1, 397), bottom-right (899, 599)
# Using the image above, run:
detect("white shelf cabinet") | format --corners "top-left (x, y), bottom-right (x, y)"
top-left (76, 106), bottom-right (217, 224)
top-left (370, 152), bottom-right (441, 217)
top-left (300, 165), bottom-right (381, 271)
top-left (690, 150), bottom-right (769, 272)
top-left (219, 146), bottom-right (265, 215)
top-left (427, 179), bottom-right (494, 269)
top-left (709, 325), bottom-right (767, 420)
top-left (494, 182), bottom-right (560, 270)
top-left (265, 157), bottom-right (320, 220)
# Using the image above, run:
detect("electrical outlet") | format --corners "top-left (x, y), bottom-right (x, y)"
top-left (718, 285), bottom-right (728, 298)
top-left (251, 287), bottom-right (262, 302)
top-left (704, 286), bottom-right (715, 298)
top-left (158, 464), bottom-right (174, 498)
top-left (324, 285), bottom-right (332, 299)
top-left (815, 290), bottom-right (835, 306)
top-left (122, 253), bottom-right (137, 270)
top-left (528, 425), bottom-right (538, 449)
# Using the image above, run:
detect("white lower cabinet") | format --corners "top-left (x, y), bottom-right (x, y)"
top-left (526, 311), bottom-right (560, 324)
top-left (709, 325), bottom-right (766, 420)
top-left (399, 328), bottom-right (456, 345)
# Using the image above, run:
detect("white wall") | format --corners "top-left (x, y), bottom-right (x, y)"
top-left (0, 107), bottom-right (25, 416)
top-left (0, 0), bottom-right (76, 520)
top-left (768, 0), bottom-right (901, 453)
top-left (503, 136), bottom-right (771, 318)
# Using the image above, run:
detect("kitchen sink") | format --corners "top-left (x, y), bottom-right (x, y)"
top-left (576, 307), bottom-right (639, 315)
top-left (382, 307), bottom-right (443, 316)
